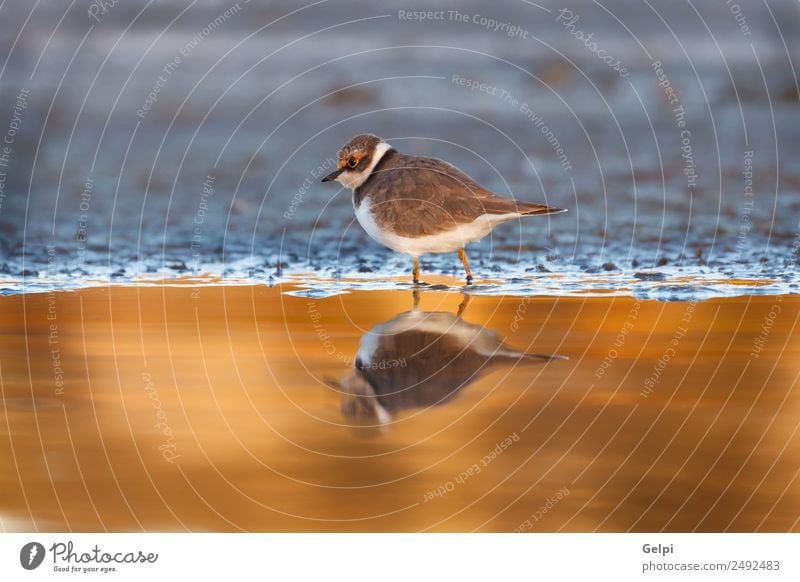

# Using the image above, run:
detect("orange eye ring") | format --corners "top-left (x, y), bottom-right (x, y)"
top-left (347, 157), bottom-right (358, 168)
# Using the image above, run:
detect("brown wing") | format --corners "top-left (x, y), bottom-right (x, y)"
top-left (357, 152), bottom-right (563, 237)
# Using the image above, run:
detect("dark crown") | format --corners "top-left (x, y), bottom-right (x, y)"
top-left (338, 133), bottom-right (383, 159)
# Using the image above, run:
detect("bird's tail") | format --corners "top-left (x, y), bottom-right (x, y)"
top-left (494, 349), bottom-right (568, 362)
top-left (517, 202), bottom-right (568, 216)
top-left (521, 352), bottom-right (569, 362)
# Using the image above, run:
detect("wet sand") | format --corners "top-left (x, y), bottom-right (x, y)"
top-left (0, 283), bottom-right (798, 532)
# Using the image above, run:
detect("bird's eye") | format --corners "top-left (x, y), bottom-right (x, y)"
top-left (347, 158), bottom-right (358, 168)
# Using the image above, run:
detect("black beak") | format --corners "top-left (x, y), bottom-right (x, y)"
top-left (321, 169), bottom-right (342, 183)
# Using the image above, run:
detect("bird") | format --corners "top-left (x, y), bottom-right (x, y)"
top-left (329, 293), bottom-right (566, 427)
top-left (321, 133), bottom-right (566, 284)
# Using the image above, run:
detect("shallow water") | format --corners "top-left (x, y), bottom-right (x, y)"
top-left (1, 0), bottom-right (799, 533)
top-left (1, 283), bottom-right (798, 532)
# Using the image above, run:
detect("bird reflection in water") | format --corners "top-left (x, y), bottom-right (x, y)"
top-left (330, 291), bottom-right (566, 428)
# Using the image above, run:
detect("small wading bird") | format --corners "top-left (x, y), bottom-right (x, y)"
top-left (321, 133), bottom-right (566, 284)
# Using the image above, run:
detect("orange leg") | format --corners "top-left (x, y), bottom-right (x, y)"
top-left (457, 248), bottom-right (473, 284)
top-left (456, 293), bottom-right (471, 317)
top-left (412, 257), bottom-right (421, 284)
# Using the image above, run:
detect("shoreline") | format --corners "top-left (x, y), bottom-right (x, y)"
top-left (0, 268), bottom-right (795, 300)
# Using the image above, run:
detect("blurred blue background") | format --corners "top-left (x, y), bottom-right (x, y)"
top-left (0, 0), bottom-right (798, 287)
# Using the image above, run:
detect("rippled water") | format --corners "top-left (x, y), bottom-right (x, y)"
top-left (2, 242), bottom-right (797, 301)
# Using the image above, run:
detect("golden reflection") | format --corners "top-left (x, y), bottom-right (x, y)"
top-left (0, 285), bottom-right (798, 532)
top-left (333, 292), bottom-right (566, 427)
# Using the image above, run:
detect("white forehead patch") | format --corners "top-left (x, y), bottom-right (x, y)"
top-left (336, 141), bottom-right (392, 190)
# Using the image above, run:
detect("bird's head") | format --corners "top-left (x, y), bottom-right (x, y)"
top-left (321, 133), bottom-right (392, 190)
top-left (328, 370), bottom-right (392, 427)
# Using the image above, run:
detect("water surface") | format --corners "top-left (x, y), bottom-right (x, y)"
top-left (1, 284), bottom-right (798, 532)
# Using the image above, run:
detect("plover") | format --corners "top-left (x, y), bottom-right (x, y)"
top-left (321, 133), bottom-right (566, 284)
top-left (330, 293), bottom-right (566, 426)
